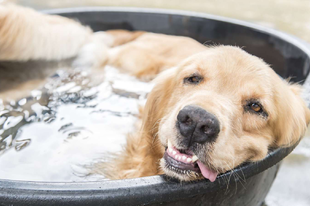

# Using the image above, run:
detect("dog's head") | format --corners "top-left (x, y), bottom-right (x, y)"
top-left (141, 46), bottom-right (310, 182)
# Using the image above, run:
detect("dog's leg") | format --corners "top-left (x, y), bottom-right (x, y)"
top-left (0, 4), bottom-right (92, 61)
top-left (71, 29), bottom-right (204, 80)
top-left (103, 30), bottom-right (206, 80)
top-left (107, 45), bottom-right (167, 81)
top-left (72, 30), bottom-right (146, 70)
top-left (105, 30), bottom-right (146, 47)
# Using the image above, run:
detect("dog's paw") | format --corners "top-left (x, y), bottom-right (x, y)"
top-left (72, 32), bottom-right (113, 69)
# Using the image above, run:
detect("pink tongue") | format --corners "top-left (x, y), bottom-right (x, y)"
top-left (197, 161), bottom-right (218, 182)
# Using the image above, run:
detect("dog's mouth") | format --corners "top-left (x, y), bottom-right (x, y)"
top-left (163, 140), bottom-right (218, 182)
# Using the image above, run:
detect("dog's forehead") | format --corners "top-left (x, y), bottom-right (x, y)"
top-left (198, 47), bottom-right (269, 71)
top-left (181, 47), bottom-right (273, 85)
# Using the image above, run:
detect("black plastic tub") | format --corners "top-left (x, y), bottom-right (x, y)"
top-left (1, 7), bottom-right (310, 206)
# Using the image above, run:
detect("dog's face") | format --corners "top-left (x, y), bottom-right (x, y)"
top-left (142, 46), bottom-right (310, 182)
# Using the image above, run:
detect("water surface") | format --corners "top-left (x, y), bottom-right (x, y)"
top-left (0, 66), bottom-right (152, 181)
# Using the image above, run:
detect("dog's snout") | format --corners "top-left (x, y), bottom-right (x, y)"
top-left (177, 105), bottom-right (220, 146)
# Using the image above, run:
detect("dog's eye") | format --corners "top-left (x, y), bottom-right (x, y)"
top-left (184, 75), bottom-right (203, 85)
top-left (250, 103), bottom-right (262, 113)
top-left (245, 100), bottom-right (268, 117)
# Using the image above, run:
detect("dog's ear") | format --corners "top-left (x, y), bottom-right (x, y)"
top-left (140, 67), bottom-right (178, 136)
top-left (272, 84), bottom-right (310, 147)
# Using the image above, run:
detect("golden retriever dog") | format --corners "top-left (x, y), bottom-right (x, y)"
top-left (1, 3), bottom-right (310, 182)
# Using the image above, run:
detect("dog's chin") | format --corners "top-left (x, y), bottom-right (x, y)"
top-left (160, 157), bottom-right (203, 181)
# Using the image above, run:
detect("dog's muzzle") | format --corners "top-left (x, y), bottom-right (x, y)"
top-left (176, 105), bottom-right (220, 147)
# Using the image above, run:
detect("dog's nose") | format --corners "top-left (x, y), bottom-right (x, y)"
top-left (177, 105), bottom-right (220, 146)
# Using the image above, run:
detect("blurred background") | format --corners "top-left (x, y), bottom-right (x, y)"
top-left (6, 0), bottom-right (310, 205)
top-left (12, 0), bottom-right (310, 43)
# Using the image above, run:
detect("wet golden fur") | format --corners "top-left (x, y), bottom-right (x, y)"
top-left (96, 44), bottom-right (310, 180)
top-left (1, 4), bottom-right (310, 181)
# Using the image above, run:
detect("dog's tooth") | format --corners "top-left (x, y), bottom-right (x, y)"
top-left (175, 155), bottom-right (179, 159)
top-left (168, 140), bottom-right (172, 148)
top-left (192, 155), bottom-right (198, 162)
top-left (186, 158), bottom-right (192, 163)
top-left (168, 148), bottom-right (172, 153)
top-left (172, 151), bottom-right (177, 155)
top-left (182, 156), bottom-right (187, 161)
